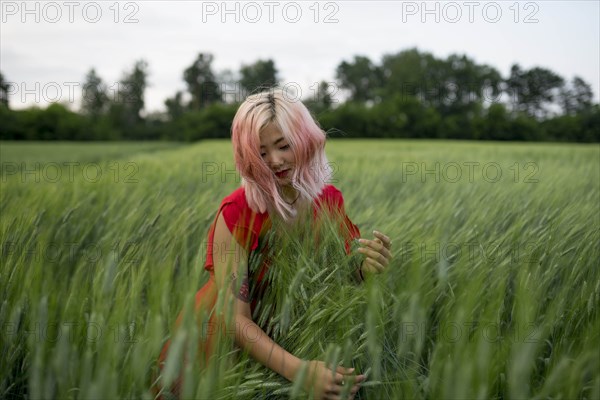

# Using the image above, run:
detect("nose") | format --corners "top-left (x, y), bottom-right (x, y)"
top-left (265, 152), bottom-right (284, 169)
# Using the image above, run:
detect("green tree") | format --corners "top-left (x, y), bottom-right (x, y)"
top-left (183, 53), bottom-right (222, 110)
top-left (239, 59), bottom-right (279, 95)
top-left (176, 103), bottom-right (237, 141)
top-left (559, 76), bottom-right (594, 115)
top-left (165, 91), bottom-right (185, 121)
top-left (106, 59), bottom-right (149, 138)
top-left (9, 103), bottom-right (86, 140)
top-left (335, 55), bottom-right (382, 103)
top-left (578, 104), bottom-right (600, 141)
top-left (437, 54), bottom-right (503, 117)
top-left (317, 81), bottom-right (334, 110)
top-left (121, 59), bottom-right (149, 123)
top-left (481, 103), bottom-right (512, 140)
top-left (80, 68), bottom-right (108, 119)
top-left (0, 71), bottom-right (10, 108)
top-left (216, 69), bottom-right (238, 103)
top-left (505, 64), bottom-right (565, 119)
top-left (378, 49), bottom-right (502, 117)
top-left (304, 81), bottom-right (335, 115)
top-left (379, 48), bottom-right (437, 104)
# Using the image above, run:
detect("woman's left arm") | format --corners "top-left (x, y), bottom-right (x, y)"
top-left (330, 189), bottom-right (393, 282)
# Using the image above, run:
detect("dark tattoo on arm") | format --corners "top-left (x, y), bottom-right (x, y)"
top-left (229, 271), bottom-right (250, 303)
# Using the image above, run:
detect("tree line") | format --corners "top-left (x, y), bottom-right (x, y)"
top-left (0, 48), bottom-right (598, 142)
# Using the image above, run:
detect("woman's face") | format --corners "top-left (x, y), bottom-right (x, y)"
top-left (259, 123), bottom-right (295, 184)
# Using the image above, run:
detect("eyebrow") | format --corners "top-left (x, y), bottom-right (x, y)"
top-left (260, 137), bottom-right (285, 148)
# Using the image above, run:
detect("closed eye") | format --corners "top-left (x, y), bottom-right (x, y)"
top-left (261, 144), bottom-right (289, 158)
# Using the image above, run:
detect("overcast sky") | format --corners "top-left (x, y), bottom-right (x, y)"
top-left (2, 0), bottom-right (599, 113)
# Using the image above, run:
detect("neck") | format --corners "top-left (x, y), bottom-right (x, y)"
top-left (280, 185), bottom-right (299, 204)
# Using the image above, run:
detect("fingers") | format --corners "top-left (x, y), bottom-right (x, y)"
top-left (326, 367), bottom-right (365, 399)
top-left (358, 238), bottom-right (392, 261)
top-left (334, 372), bottom-right (345, 385)
top-left (324, 380), bottom-right (363, 399)
top-left (324, 384), bottom-right (362, 400)
top-left (350, 383), bottom-right (361, 398)
top-left (324, 386), bottom-right (342, 396)
top-left (336, 366), bottom-right (355, 375)
top-left (333, 372), bottom-right (367, 388)
top-left (373, 230), bottom-right (392, 249)
top-left (330, 370), bottom-right (365, 388)
top-left (358, 242), bottom-right (391, 267)
top-left (363, 258), bottom-right (385, 274)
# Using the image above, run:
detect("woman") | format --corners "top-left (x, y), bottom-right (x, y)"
top-left (155, 88), bottom-right (393, 400)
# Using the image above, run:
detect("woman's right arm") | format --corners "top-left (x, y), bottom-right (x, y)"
top-left (211, 211), bottom-right (302, 381)
top-left (212, 211), bottom-right (365, 398)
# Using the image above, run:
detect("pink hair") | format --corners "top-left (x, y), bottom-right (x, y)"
top-left (231, 88), bottom-right (333, 221)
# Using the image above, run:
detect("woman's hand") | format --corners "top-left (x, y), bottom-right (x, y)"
top-left (300, 360), bottom-right (365, 400)
top-left (357, 230), bottom-right (393, 277)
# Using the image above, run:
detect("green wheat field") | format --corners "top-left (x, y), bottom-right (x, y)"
top-left (1, 140), bottom-right (599, 399)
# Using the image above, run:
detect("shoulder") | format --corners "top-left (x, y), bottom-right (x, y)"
top-left (219, 187), bottom-right (254, 216)
top-left (320, 184), bottom-right (342, 200)
top-left (321, 184), bottom-right (344, 203)
top-left (218, 187), bottom-right (265, 244)
top-left (221, 186), bottom-right (247, 207)
top-left (315, 184), bottom-right (345, 212)
top-left (219, 187), bottom-right (253, 223)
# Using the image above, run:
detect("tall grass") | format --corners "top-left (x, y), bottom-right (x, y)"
top-left (1, 140), bottom-right (598, 399)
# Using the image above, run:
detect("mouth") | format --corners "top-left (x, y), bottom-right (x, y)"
top-left (275, 169), bottom-right (290, 179)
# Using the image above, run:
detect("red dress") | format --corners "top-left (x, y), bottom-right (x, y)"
top-left (154, 184), bottom-right (360, 398)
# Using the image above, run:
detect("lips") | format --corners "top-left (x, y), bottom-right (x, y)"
top-left (275, 169), bottom-right (290, 178)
